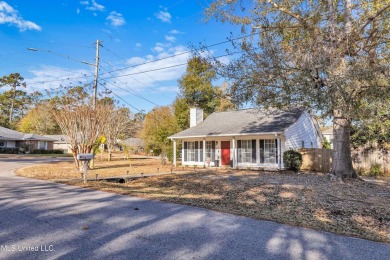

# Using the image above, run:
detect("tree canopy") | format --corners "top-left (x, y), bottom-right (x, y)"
top-left (174, 56), bottom-right (235, 130)
top-left (140, 106), bottom-right (178, 163)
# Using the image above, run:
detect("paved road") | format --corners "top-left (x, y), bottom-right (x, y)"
top-left (0, 158), bottom-right (389, 260)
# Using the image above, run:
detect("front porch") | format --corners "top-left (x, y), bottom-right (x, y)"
top-left (171, 135), bottom-right (285, 170)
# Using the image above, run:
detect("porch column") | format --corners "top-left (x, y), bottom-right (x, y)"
top-left (232, 137), bottom-right (236, 168)
top-left (203, 139), bottom-right (206, 167)
top-left (173, 139), bottom-right (177, 166)
top-left (277, 138), bottom-right (281, 169)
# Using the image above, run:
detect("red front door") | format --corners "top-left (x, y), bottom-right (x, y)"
top-left (221, 141), bottom-right (231, 165)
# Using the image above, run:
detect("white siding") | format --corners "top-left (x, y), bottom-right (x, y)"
top-left (284, 111), bottom-right (322, 150)
top-left (54, 143), bottom-right (72, 153)
top-left (190, 108), bottom-right (204, 127)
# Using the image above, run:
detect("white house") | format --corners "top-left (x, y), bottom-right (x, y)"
top-left (169, 107), bottom-right (323, 169)
top-left (44, 135), bottom-right (72, 153)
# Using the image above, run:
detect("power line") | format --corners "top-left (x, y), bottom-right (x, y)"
top-left (98, 33), bottom-right (255, 77)
top-left (100, 49), bottom-right (248, 81)
top-left (101, 44), bottom-right (161, 83)
top-left (25, 34), bottom-right (254, 85)
top-left (98, 82), bottom-right (141, 112)
top-left (99, 75), bottom-right (160, 106)
top-left (99, 52), bottom-right (176, 98)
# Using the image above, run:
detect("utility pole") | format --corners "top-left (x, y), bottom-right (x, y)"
top-left (93, 39), bottom-right (101, 109)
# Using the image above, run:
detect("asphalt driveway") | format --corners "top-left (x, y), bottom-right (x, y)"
top-left (0, 158), bottom-right (389, 260)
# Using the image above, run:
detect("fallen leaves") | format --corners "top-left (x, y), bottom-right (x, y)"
top-left (17, 157), bottom-right (390, 243)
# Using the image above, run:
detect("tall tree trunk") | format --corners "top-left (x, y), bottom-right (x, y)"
top-left (332, 111), bottom-right (356, 178)
top-left (9, 86), bottom-right (16, 124)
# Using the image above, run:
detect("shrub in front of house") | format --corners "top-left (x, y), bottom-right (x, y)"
top-left (283, 150), bottom-right (303, 172)
top-left (0, 147), bottom-right (20, 154)
top-left (31, 149), bottom-right (64, 154)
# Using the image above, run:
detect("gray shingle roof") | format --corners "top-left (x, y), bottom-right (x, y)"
top-left (0, 126), bottom-right (24, 140)
top-left (170, 108), bottom-right (304, 139)
top-left (43, 135), bottom-right (69, 143)
top-left (0, 126), bottom-right (55, 141)
top-left (122, 138), bottom-right (144, 147)
top-left (23, 134), bottom-right (55, 141)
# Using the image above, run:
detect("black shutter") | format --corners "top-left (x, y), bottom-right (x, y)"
top-left (200, 141), bottom-right (203, 162)
top-left (211, 141), bottom-right (215, 162)
top-left (237, 140), bottom-right (242, 163)
top-left (260, 140), bottom-right (265, 163)
top-left (275, 139), bottom-right (278, 165)
top-left (184, 142), bottom-right (187, 162)
top-left (252, 139), bottom-right (256, 163)
top-left (195, 141), bottom-right (199, 162)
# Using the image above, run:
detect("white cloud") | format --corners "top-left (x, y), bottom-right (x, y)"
top-left (165, 35), bottom-right (176, 43)
top-left (0, 1), bottom-right (41, 31)
top-left (26, 65), bottom-right (93, 91)
top-left (106, 11), bottom-right (125, 27)
top-left (170, 29), bottom-right (182, 34)
top-left (155, 10), bottom-right (171, 23)
top-left (135, 42), bottom-right (142, 48)
top-left (80, 0), bottom-right (104, 12)
top-left (76, 8), bottom-right (80, 14)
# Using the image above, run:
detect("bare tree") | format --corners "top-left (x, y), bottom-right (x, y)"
top-left (105, 107), bottom-right (132, 161)
top-left (205, 0), bottom-right (390, 178)
top-left (48, 86), bottom-right (112, 173)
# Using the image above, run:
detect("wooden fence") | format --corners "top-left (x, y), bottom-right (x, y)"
top-left (351, 144), bottom-right (390, 175)
top-left (299, 146), bottom-right (390, 174)
top-left (299, 148), bottom-right (333, 173)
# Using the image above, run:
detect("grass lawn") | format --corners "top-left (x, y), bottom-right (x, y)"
top-left (16, 155), bottom-right (390, 244)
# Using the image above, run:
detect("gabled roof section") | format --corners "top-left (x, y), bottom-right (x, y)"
top-left (43, 135), bottom-right (69, 143)
top-left (23, 134), bottom-right (55, 141)
top-left (170, 108), bottom-right (304, 139)
top-left (0, 126), bottom-right (24, 140)
top-left (122, 138), bottom-right (144, 147)
top-left (0, 126), bottom-right (55, 141)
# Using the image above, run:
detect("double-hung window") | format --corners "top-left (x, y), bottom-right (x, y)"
top-left (205, 141), bottom-right (212, 160)
top-left (187, 141), bottom-right (195, 162)
top-left (264, 139), bottom-right (276, 164)
top-left (241, 140), bottom-right (252, 163)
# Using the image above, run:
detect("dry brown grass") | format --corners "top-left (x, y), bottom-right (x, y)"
top-left (16, 154), bottom-right (189, 180)
top-left (16, 156), bottom-right (390, 244)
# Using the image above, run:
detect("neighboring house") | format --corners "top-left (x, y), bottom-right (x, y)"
top-left (44, 135), bottom-right (72, 153)
top-left (0, 126), bottom-right (54, 151)
top-left (322, 127), bottom-right (333, 148)
top-left (121, 138), bottom-right (144, 153)
top-left (169, 107), bottom-right (323, 169)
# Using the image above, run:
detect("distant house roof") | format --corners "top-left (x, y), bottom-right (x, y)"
top-left (122, 138), bottom-right (144, 147)
top-left (0, 126), bottom-right (24, 140)
top-left (0, 126), bottom-right (55, 141)
top-left (170, 108), bottom-right (304, 139)
top-left (44, 135), bottom-right (69, 143)
top-left (23, 134), bottom-right (55, 141)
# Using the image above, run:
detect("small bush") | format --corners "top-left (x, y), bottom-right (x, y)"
top-left (369, 162), bottom-right (383, 177)
top-left (283, 150), bottom-right (303, 172)
top-left (0, 147), bottom-right (20, 154)
top-left (31, 149), bottom-right (64, 154)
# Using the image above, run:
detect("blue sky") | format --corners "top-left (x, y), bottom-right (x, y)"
top-left (0, 0), bottom-right (238, 113)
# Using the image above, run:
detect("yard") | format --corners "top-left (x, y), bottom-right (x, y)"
top-left (16, 155), bottom-right (390, 244)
